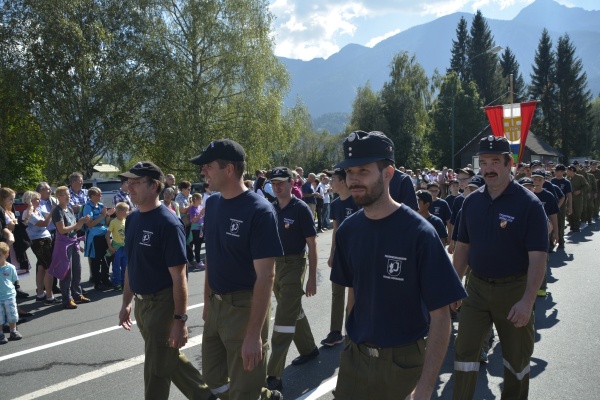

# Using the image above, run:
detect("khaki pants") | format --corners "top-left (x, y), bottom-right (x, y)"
top-left (202, 291), bottom-right (273, 400)
top-left (334, 339), bottom-right (425, 400)
top-left (330, 282), bottom-right (346, 332)
top-left (267, 254), bottom-right (317, 377)
top-left (453, 274), bottom-right (534, 400)
top-left (569, 194), bottom-right (583, 230)
top-left (557, 203), bottom-right (567, 246)
top-left (134, 287), bottom-right (213, 400)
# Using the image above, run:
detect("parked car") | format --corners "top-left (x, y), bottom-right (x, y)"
top-left (83, 178), bottom-right (122, 208)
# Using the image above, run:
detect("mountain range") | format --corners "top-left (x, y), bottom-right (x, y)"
top-left (278, 0), bottom-right (600, 133)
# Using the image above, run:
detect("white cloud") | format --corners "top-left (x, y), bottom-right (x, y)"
top-left (268, 0), bottom-right (594, 60)
top-left (365, 29), bottom-right (402, 48)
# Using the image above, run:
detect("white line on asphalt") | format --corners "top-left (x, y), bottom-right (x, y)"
top-left (12, 334), bottom-right (203, 400)
top-left (0, 303), bottom-right (204, 363)
top-left (296, 376), bottom-right (338, 400)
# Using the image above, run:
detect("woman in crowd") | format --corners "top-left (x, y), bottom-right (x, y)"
top-left (161, 187), bottom-right (180, 217)
top-left (22, 191), bottom-right (58, 304)
top-left (50, 186), bottom-right (90, 309)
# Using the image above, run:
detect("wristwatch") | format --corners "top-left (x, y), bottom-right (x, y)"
top-left (174, 314), bottom-right (188, 322)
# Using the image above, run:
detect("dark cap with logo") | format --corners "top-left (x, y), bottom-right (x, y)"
top-left (120, 161), bottom-right (164, 181)
top-left (467, 176), bottom-right (485, 188)
top-left (555, 164), bottom-right (566, 171)
top-left (572, 160), bottom-right (580, 165)
top-left (518, 177), bottom-right (534, 186)
top-left (416, 190), bottom-right (433, 204)
top-left (448, 178), bottom-right (459, 185)
top-left (477, 135), bottom-right (511, 155)
top-left (334, 131), bottom-right (395, 169)
top-left (189, 139), bottom-right (246, 166)
top-left (568, 165), bottom-right (577, 172)
top-left (529, 160), bottom-right (542, 168)
top-left (270, 167), bottom-right (293, 181)
top-left (531, 170), bottom-right (545, 178)
top-left (426, 181), bottom-right (440, 189)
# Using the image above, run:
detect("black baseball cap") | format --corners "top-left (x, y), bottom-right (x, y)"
top-left (568, 165), bottom-right (577, 172)
top-left (477, 135), bottom-right (511, 155)
top-left (426, 182), bottom-right (440, 189)
top-left (555, 164), bottom-right (566, 171)
top-left (416, 190), bottom-right (433, 204)
top-left (467, 176), bottom-right (485, 188)
top-left (190, 139), bottom-right (246, 165)
top-left (332, 168), bottom-right (347, 180)
top-left (530, 160), bottom-right (543, 167)
top-left (334, 131), bottom-right (395, 169)
top-left (455, 167), bottom-right (475, 177)
top-left (518, 177), bottom-right (534, 186)
top-left (572, 160), bottom-right (580, 165)
top-left (270, 167), bottom-right (292, 181)
top-left (531, 170), bottom-right (545, 178)
top-left (448, 178), bottom-right (459, 185)
top-left (120, 161), bottom-right (164, 181)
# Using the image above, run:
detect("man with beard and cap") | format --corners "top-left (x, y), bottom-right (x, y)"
top-left (330, 130), bottom-right (466, 399)
top-left (566, 164), bottom-right (588, 233)
top-left (452, 135), bottom-right (548, 400)
top-left (189, 140), bottom-right (284, 400)
top-left (551, 165), bottom-right (573, 248)
top-left (117, 162), bottom-right (215, 400)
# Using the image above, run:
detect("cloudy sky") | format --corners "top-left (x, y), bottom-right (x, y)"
top-left (268, 0), bottom-right (599, 60)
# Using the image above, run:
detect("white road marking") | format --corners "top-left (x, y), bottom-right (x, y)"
top-left (12, 334), bottom-right (203, 400)
top-left (296, 376), bottom-right (338, 400)
top-left (0, 303), bottom-right (203, 363)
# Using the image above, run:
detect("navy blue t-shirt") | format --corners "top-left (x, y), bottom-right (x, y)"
top-left (429, 198), bottom-right (451, 224)
top-left (451, 209), bottom-right (462, 241)
top-left (125, 204), bottom-right (187, 294)
top-left (301, 182), bottom-right (316, 204)
top-left (457, 180), bottom-right (549, 278)
top-left (450, 194), bottom-right (465, 225)
top-left (445, 194), bottom-right (458, 211)
top-left (426, 214), bottom-right (448, 240)
top-left (542, 181), bottom-right (559, 203)
top-left (204, 191), bottom-right (283, 294)
top-left (273, 196), bottom-right (317, 255)
top-left (330, 195), bottom-right (360, 224)
top-left (331, 206), bottom-right (466, 347)
top-left (390, 170), bottom-right (418, 211)
top-left (551, 184), bottom-right (564, 203)
top-left (551, 177), bottom-right (572, 196)
top-left (535, 189), bottom-right (560, 216)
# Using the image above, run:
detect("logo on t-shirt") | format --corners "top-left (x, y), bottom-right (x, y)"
top-left (433, 207), bottom-right (440, 214)
top-left (140, 230), bottom-right (153, 247)
top-left (227, 219), bottom-right (243, 237)
top-left (345, 208), bottom-right (354, 217)
top-left (498, 213), bottom-right (515, 229)
top-left (283, 218), bottom-right (294, 229)
top-left (383, 255), bottom-right (406, 282)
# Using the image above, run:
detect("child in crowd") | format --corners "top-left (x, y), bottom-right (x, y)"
top-left (106, 202), bottom-right (129, 291)
top-left (187, 193), bottom-right (205, 271)
top-left (0, 242), bottom-right (22, 343)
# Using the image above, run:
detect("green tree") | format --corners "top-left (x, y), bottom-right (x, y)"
top-left (347, 83), bottom-right (387, 133)
top-left (529, 29), bottom-right (558, 145)
top-left (555, 34), bottom-right (593, 160)
top-left (8, 0), bottom-right (151, 181)
top-left (427, 72), bottom-right (486, 168)
top-left (499, 47), bottom-right (526, 103)
top-left (448, 16), bottom-right (470, 80)
top-left (139, 0), bottom-right (289, 176)
top-left (468, 10), bottom-right (503, 106)
top-left (380, 52), bottom-right (431, 168)
top-left (0, 68), bottom-right (46, 189)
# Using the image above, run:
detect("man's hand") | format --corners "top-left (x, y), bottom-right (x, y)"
top-left (305, 275), bottom-right (317, 297)
top-left (119, 304), bottom-right (133, 331)
top-left (327, 255), bottom-right (333, 268)
top-left (170, 322), bottom-right (188, 349)
top-left (507, 298), bottom-right (534, 328)
top-left (241, 334), bottom-right (263, 371)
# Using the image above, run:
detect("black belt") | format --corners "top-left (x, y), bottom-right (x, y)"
top-left (471, 272), bottom-right (526, 284)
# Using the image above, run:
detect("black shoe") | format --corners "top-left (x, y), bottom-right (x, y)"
top-left (94, 283), bottom-right (110, 291)
top-left (321, 331), bottom-right (344, 347)
top-left (291, 347), bottom-right (319, 366)
top-left (35, 294), bottom-right (46, 302)
top-left (271, 389), bottom-right (283, 400)
top-left (52, 286), bottom-right (61, 294)
top-left (16, 289), bottom-right (29, 299)
top-left (266, 376), bottom-right (283, 391)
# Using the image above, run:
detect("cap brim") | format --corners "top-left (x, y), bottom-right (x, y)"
top-left (189, 153), bottom-right (212, 166)
top-left (270, 177), bottom-right (289, 182)
top-left (120, 171), bottom-right (144, 179)
top-left (334, 157), bottom-right (388, 169)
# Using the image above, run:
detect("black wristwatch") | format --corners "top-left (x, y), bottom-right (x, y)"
top-left (174, 314), bottom-right (188, 322)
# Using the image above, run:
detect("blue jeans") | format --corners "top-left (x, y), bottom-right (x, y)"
top-left (112, 246), bottom-right (127, 286)
top-left (322, 203), bottom-right (331, 228)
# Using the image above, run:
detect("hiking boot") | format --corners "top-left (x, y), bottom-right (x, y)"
top-left (64, 299), bottom-right (78, 310)
top-left (320, 331), bottom-right (344, 347)
top-left (75, 295), bottom-right (91, 304)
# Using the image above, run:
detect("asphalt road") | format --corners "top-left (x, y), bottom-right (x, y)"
top-left (2, 220), bottom-right (599, 400)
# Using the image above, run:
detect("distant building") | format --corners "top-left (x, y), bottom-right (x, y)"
top-left (91, 162), bottom-right (120, 179)
top-left (455, 125), bottom-right (563, 170)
